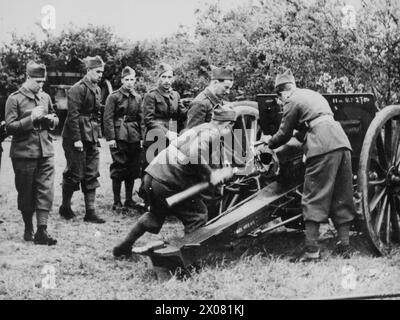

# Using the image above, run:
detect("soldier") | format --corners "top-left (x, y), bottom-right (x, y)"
top-left (5, 61), bottom-right (58, 245)
top-left (262, 68), bottom-right (355, 260)
top-left (186, 66), bottom-right (234, 129)
top-left (142, 63), bottom-right (187, 170)
top-left (103, 67), bottom-right (144, 211)
top-left (113, 106), bottom-right (237, 257)
top-left (59, 56), bottom-right (106, 224)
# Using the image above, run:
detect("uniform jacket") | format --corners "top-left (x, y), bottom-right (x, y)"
top-left (103, 86), bottom-right (144, 143)
top-left (268, 88), bottom-right (352, 159)
top-left (186, 88), bottom-right (222, 129)
top-left (143, 85), bottom-right (186, 144)
top-left (145, 122), bottom-right (225, 190)
top-left (5, 85), bottom-right (58, 158)
top-left (62, 76), bottom-right (102, 143)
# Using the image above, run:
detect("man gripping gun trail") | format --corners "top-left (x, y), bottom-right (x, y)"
top-left (113, 105), bottom-right (237, 258)
top-left (262, 68), bottom-right (356, 261)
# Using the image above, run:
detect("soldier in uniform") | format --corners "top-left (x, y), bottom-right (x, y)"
top-left (103, 66), bottom-right (144, 211)
top-left (59, 56), bottom-right (106, 224)
top-left (5, 61), bottom-right (58, 245)
top-left (113, 106), bottom-right (237, 257)
top-left (186, 66), bottom-right (234, 129)
top-left (262, 68), bottom-right (355, 260)
top-left (142, 63), bottom-right (187, 170)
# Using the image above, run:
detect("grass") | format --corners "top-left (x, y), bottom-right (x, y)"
top-left (1, 137), bottom-right (400, 300)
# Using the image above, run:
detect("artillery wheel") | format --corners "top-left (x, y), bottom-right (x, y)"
top-left (358, 105), bottom-right (400, 255)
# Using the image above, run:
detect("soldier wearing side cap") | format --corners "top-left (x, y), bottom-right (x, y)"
top-left (186, 66), bottom-right (234, 129)
top-left (113, 105), bottom-right (237, 257)
top-left (5, 61), bottom-right (58, 245)
top-left (142, 63), bottom-right (187, 170)
top-left (103, 66), bottom-right (144, 212)
top-left (59, 56), bottom-right (106, 224)
top-left (262, 68), bottom-right (356, 261)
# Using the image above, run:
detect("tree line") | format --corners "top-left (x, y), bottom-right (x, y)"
top-left (1, 0), bottom-right (400, 107)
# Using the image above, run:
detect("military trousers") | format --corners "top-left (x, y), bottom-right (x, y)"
top-left (302, 148), bottom-right (355, 226)
top-left (138, 174), bottom-right (208, 234)
top-left (110, 141), bottom-right (141, 181)
top-left (11, 157), bottom-right (55, 213)
top-left (62, 139), bottom-right (100, 193)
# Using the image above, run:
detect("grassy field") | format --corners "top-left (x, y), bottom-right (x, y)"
top-left (1, 137), bottom-right (400, 300)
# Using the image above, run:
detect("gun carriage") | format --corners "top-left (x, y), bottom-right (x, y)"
top-left (132, 93), bottom-right (400, 277)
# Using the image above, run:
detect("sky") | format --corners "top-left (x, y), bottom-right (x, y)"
top-left (0, 0), bottom-right (362, 44)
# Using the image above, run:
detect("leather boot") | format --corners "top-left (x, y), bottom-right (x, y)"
top-left (34, 225), bottom-right (57, 246)
top-left (113, 222), bottom-right (146, 257)
top-left (22, 211), bottom-right (34, 241)
top-left (124, 180), bottom-right (136, 209)
top-left (84, 209), bottom-right (106, 224)
top-left (59, 187), bottom-right (75, 220)
top-left (112, 179), bottom-right (123, 211)
top-left (83, 191), bottom-right (105, 223)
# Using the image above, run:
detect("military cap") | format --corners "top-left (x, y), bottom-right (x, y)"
top-left (84, 55), bottom-right (105, 70)
top-left (157, 63), bottom-right (173, 76)
top-left (274, 67), bottom-right (296, 88)
top-left (212, 105), bottom-right (237, 122)
top-left (211, 66), bottom-right (234, 81)
top-left (121, 66), bottom-right (136, 78)
top-left (26, 61), bottom-right (46, 78)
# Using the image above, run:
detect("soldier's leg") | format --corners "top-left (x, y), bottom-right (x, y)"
top-left (330, 150), bottom-right (356, 256)
top-left (124, 142), bottom-right (142, 209)
top-left (113, 174), bottom-right (166, 257)
top-left (300, 151), bottom-right (340, 259)
top-left (82, 143), bottom-right (104, 223)
top-left (174, 197), bottom-right (208, 234)
top-left (60, 140), bottom-right (85, 219)
top-left (110, 142), bottom-right (127, 210)
top-left (33, 157), bottom-right (57, 245)
top-left (11, 158), bottom-right (36, 241)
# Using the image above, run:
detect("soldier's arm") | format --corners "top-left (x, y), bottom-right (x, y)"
top-left (66, 85), bottom-right (83, 142)
top-left (186, 100), bottom-right (206, 129)
top-left (46, 94), bottom-right (59, 129)
top-left (187, 129), bottom-right (216, 180)
top-left (268, 101), bottom-right (299, 149)
top-left (143, 93), bottom-right (168, 135)
top-left (5, 95), bottom-right (34, 135)
top-left (103, 94), bottom-right (116, 141)
top-left (136, 95), bottom-right (145, 141)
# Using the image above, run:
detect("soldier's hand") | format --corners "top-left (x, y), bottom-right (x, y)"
top-left (108, 140), bottom-right (117, 149)
top-left (210, 167), bottom-right (234, 186)
top-left (74, 140), bottom-right (84, 152)
top-left (30, 106), bottom-right (45, 121)
top-left (261, 134), bottom-right (272, 145)
top-left (133, 178), bottom-right (142, 193)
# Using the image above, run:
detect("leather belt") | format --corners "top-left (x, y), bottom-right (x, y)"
top-left (307, 114), bottom-right (335, 130)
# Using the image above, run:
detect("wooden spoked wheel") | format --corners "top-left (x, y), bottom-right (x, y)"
top-left (358, 105), bottom-right (400, 255)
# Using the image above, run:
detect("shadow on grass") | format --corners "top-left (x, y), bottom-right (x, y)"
top-left (197, 228), bottom-right (375, 271)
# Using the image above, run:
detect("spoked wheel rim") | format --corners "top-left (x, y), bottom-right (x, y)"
top-left (358, 105), bottom-right (400, 255)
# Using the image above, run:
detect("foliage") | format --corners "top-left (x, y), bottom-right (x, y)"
top-left (2, 0), bottom-right (400, 107)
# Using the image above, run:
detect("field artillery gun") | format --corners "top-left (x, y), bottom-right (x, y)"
top-left (132, 93), bottom-right (400, 277)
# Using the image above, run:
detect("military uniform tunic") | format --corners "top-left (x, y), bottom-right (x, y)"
top-left (268, 88), bottom-right (355, 225)
top-left (142, 85), bottom-right (186, 168)
top-left (103, 86), bottom-right (144, 181)
top-left (61, 76), bottom-right (102, 192)
top-left (186, 88), bottom-right (222, 129)
top-left (5, 85), bottom-right (58, 213)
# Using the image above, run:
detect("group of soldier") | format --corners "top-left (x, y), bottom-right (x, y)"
top-left (1, 55), bottom-right (356, 262)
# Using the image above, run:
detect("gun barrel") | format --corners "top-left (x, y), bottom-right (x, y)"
top-left (166, 182), bottom-right (210, 208)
